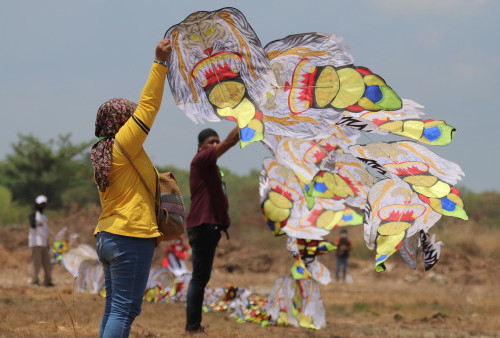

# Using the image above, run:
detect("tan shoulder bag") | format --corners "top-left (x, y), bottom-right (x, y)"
top-left (114, 140), bottom-right (185, 242)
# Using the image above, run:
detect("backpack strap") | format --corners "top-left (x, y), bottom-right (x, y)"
top-left (114, 140), bottom-right (161, 215)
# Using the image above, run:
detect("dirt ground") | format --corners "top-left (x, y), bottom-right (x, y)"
top-left (1, 207), bottom-right (499, 337)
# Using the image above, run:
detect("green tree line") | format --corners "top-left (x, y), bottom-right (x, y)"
top-left (0, 134), bottom-right (265, 229)
top-left (0, 134), bottom-right (499, 228)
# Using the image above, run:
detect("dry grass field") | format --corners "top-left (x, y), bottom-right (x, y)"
top-left (1, 206), bottom-right (499, 337)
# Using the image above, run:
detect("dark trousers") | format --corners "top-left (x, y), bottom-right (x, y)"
top-left (185, 224), bottom-right (221, 331)
top-left (335, 256), bottom-right (348, 281)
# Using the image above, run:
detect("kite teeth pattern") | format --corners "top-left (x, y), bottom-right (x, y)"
top-left (420, 230), bottom-right (444, 271)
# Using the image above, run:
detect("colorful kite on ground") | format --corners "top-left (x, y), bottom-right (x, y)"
top-left (62, 244), bottom-right (104, 294)
top-left (51, 227), bottom-right (79, 263)
top-left (162, 236), bottom-right (190, 277)
top-left (61, 245), bottom-right (292, 328)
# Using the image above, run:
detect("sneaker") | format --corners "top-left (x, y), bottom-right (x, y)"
top-left (43, 282), bottom-right (55, 287)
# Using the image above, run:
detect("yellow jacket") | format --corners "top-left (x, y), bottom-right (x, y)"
top-left (94, 63), bottom-right (167, 238)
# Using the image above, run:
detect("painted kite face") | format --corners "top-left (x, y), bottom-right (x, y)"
top-left (174, 11), bottom-right (240, 69)
top-left (180, 13), bottom-right (228, 53)
top-left (176, 12), bottom-right (246, 89)
top-left (166, 8), bottom-right (273, 104)
top-left (165, 8), bottom-right (276, 148)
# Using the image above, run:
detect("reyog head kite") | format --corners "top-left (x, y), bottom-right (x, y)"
top-left (163, 7), bottom-right (467, 330)
top-left (165, 7), bottom-right (276, 148)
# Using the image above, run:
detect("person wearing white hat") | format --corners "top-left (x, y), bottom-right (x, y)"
top-left (28, 195), bottom-right (53, 286)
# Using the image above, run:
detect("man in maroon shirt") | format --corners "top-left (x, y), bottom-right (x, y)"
top-left (185, 126), bottom-right (239, 333)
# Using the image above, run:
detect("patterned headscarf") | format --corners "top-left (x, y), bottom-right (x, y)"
top-left (90, 98), bottom-right (137, 192)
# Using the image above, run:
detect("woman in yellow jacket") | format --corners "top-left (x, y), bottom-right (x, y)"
top-left (90, 39), bottom-right (171, 337)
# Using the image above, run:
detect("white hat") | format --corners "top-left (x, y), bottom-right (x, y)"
top-left (35, 195), bottom-right (48, 204)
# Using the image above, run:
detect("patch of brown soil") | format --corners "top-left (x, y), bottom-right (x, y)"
top-left (1, 213), bottom-right (500, 337)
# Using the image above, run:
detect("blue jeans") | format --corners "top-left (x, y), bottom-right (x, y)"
top-left (185, 224), bottom-right (221, 331)
top-left (95, 232), bottom-right (155, 338)
top-left (335, 256), bottom-right (348, 281)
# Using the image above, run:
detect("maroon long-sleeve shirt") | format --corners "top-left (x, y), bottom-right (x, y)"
top-left (186, 146), bottom-right (230, 229)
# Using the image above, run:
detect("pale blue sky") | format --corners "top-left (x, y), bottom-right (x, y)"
top-left (1, 0), bottom-right (498, 192)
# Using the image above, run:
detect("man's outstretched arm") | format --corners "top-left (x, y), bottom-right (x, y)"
top-left (215, 127), bottom-right (239, 158)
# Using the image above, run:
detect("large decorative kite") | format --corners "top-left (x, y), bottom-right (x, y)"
top-left (163, 7), bottom-right (467, 330)
top-left (165, 7), bottom-right (276, 148)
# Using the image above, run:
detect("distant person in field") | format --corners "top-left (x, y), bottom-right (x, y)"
top-left (334, 229), bottom-right (353, 281)
top-left (90, 39), bottom-right (171, 337)
top-left (185, 127), bottom-right (239, 333)
top-left (28, 195), bottom-right (53, 287)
